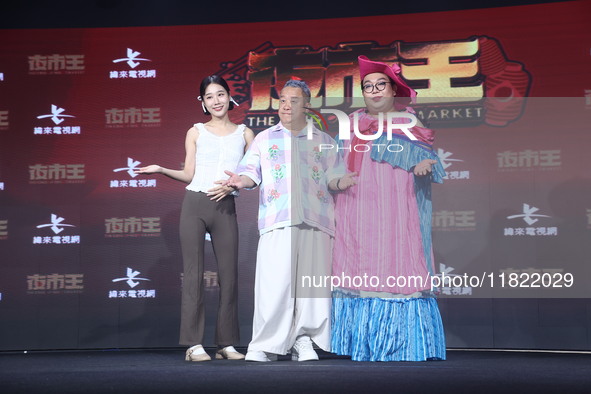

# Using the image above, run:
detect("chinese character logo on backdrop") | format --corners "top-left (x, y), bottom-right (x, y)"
top-left (110, 157), bottom-right (157, 188)
top-left (34, 214), bottom-right (80, 244)
top-left (437, 148), bottom-right (470, 180)
top-left (110, 48), bottom-right (156, 79)
top-left (36, 105), bottom-right (75, 125)
top-left (109, 268), bottom-right (156, 299)
top-left (217, 37), bottom-right (531, 132)
top-left (112, 267), bottom-right (150, 288)
top-left (504, 203), bottom-right (557, 237)
top-left (112, 48), bottom-right (151, 69)
top-left (34, 105), bottom-right (80, 135)
top-left (36, 213), bottom-right (75, 234)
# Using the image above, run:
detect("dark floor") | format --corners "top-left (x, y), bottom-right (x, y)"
top-left (1, 348), bottom-right (590, 393)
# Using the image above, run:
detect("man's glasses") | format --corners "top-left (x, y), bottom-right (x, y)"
top-left (362, 81), bottom-right (393, 94)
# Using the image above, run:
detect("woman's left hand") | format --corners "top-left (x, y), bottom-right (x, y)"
top-left (207, 182), bottom-right (236, 202)
top-left (413, 159), bottom-right (437, 176)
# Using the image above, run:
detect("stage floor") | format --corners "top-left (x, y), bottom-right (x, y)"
top-left (1, 348), bottom-right (590, 393)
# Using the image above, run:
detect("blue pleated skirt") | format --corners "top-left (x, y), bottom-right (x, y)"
top-left (331, 290), bottom-right (446, 361)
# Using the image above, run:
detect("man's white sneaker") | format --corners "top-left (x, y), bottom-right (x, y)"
top-left (245, 350), bottom-right (278, 362)
top-left (291, 336), bottom-right (319, 361)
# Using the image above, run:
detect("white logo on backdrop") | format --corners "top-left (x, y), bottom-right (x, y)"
top-left (507, 203), bottom-right (551, 226)
top-left (112, 267), bottom-right (151, 288)
top-left (109, 268), bottom-right (156, 299)
top-left (36, 105), bottom-right (75, 125)
top-left (434, 264), bottom-right (473, 296)
top-left (504, 203), bottom-right (556, 237)
top-left (437, 148), bottom-right (464, 170)
top-left (36, 214), bottom-right (75, 234)
top-left (437, 148), bottom-right (470, 180)
top-left (112, 48), bottom-right (151, 69)
top-left (110, 158), bottom-right (157, 188)
top-left (113, 158), bottom-right (141, 178)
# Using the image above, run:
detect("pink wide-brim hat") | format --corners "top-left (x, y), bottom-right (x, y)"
top-left (358, 55), bottom-right (417, 101)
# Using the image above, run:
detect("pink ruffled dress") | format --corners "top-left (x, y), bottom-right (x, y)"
top-left (331, 109), bottom-right (447, 361)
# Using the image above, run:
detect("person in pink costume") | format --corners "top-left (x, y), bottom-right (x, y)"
top-left (331, 55), bottom-right (447, 361)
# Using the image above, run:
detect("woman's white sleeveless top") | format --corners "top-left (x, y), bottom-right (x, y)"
top-left (186, 123), bottom-right (246, 193)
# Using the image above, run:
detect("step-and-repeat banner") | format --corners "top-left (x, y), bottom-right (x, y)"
top-left (1, 0), bottom-right (590, 350)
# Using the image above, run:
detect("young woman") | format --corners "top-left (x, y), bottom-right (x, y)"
top-left (136, 75), bottom-right (254, 361)
top-left (331, 56), bottom-right (446, 361)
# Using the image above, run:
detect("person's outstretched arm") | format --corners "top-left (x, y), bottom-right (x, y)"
top-left (135, 127), bottom-right (198, 183)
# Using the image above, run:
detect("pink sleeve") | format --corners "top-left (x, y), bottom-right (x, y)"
top-left (410, 126), bottom-right (435, 146)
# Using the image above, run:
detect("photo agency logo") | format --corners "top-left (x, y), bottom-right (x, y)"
top-left (505, 203), bottom-right (557, 237)
top-left (310, 109), bottom-right (418, 154)
top-left (34, 213), bottom-right (80, 245)
top-left (110, 48), bottom-right (156, 79)
top-left (109, 267), bottom-right (156, 299)
top-left (111, 157), bottom-right (157, 188)
top-left (498, 266), bottom-right (571, 289)
top-left (434, 263), bottom-right (474, 296)
top-left (28, 54), bottom-right (85, 75)
top-left (35, 104), bottom-right (81, 135)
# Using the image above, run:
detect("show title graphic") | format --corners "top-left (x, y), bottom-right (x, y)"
top-left (218, 38), bottom-right (531, 132)
top-left (28, 54), bottom-right (85, 75)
